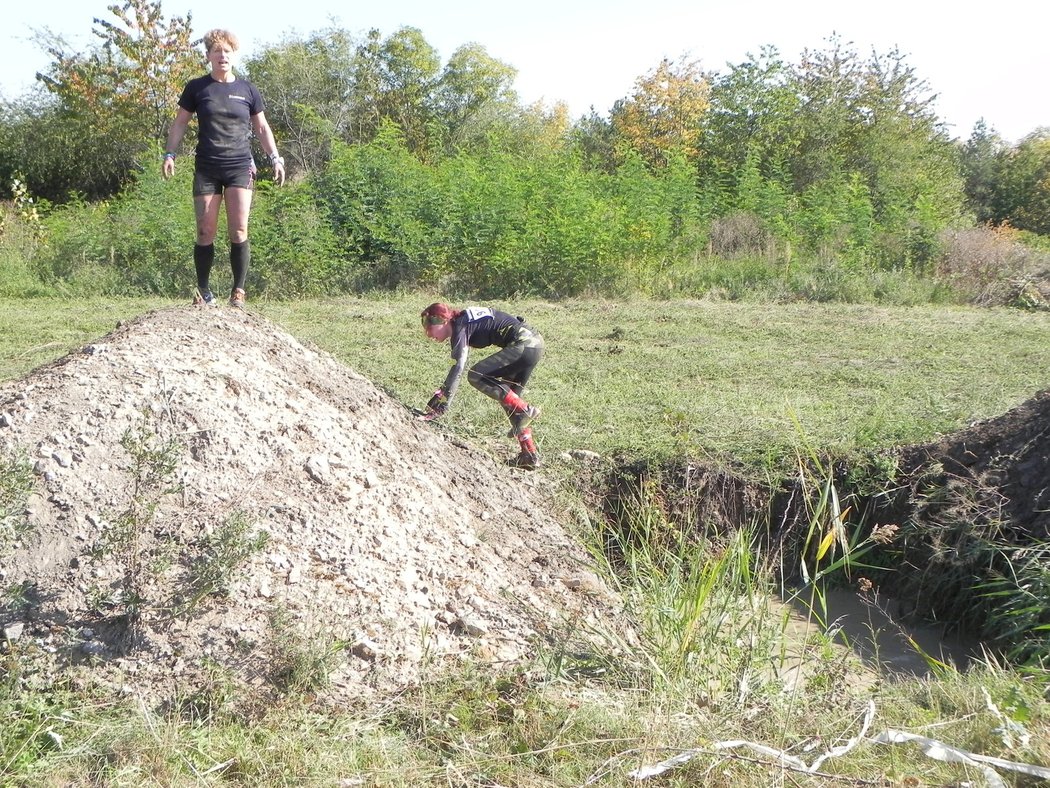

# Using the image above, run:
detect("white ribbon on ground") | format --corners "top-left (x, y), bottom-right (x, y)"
top-left (870, 729), bottom-right (1050, 787)
top-left (628, 700), bottom-right (875, 779)
top-left (627, 700), bottom-right (1050, 784)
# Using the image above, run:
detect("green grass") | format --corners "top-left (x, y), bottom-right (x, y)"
top-left (2, 294), bottom-right (1049, 785)
top-left (0, 296), bottom-right (171, 382)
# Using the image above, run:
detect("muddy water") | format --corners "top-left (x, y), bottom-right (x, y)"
top-left (774, 587), bottom-right (979, 688)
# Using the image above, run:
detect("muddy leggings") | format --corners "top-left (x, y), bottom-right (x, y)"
top-left (467, 330), bottom-right (544, 401)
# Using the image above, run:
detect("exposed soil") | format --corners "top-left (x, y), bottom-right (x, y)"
top-left (0, 306), bottom-right (628, 706)
top-left (602, 389), bottom-right (1050, 554)
top-left (598, 384), bottom-right (1050, 657)
top-left (898, 388), bottom-right (1050, 543)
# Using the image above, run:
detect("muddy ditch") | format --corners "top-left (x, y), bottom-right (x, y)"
top-left (594, 387), bottom-right (1050, 670)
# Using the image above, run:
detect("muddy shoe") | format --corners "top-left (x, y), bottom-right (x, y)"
top-left (507, 404), bottom-right (541, 437)
top-left (507, 450), bottom-right (542, 470)
top-left (192, 288), bottom-right (216, 306)
top-left (229, 288), bottom-right (246, 308)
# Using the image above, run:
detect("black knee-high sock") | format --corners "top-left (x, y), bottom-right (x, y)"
top-left (194, 243), bottom-right (214, 292)
top-left (230, 240), bottom-right (250, 291)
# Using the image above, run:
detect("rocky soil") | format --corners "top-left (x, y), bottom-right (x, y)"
top-left (0, 306), bottom-right (627, 706)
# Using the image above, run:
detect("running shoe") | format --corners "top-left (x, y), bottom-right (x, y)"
top-left (229, 288), bottom-right (246, 308)
top-left (507, 450), bottom-right (542, 470)
top-left (192, 288), bottom-right (216, 306)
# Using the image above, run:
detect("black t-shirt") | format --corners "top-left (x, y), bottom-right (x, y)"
top-left (177, 75), bottom-right (264, 168)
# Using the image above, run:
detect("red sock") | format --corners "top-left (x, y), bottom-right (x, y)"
top-left (517, 428), bottom-right (537, 454)
top-left (502, 390), bottom-right (528, 413)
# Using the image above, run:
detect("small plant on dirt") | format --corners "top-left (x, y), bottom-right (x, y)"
top-left (94, 414), bottom-right (183, 648)
top-left (173, 512), bottom-right (269, 618)
top-left (266, 606), bottom-right (348, 694)
top-left (0, 450), bottom-right (34, 553)
top-left (532, 612), bottom-right (621, 684)
top-left (2, 580), bottom-right (34, 616)
top-left (172, 657), bottom-right (243, 723)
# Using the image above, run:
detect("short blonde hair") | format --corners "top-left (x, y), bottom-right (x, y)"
top-left (203, 29), bottom-right (239, 53)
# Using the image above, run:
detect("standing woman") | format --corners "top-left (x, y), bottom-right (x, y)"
top-left (162, 29), bottom-right (285, 308)
top-left (420, 303), bottom-right (545, 469)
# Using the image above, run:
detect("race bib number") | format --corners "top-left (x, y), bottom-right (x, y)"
top-left (465, 307), bottom-right (493, 322)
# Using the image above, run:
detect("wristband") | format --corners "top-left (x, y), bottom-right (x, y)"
top-left (270, 153), bottom-right (284, 165)
top-left (163, 152), bottom-right (176, 159)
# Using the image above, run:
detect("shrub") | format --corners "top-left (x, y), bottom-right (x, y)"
top-left (936, 224), bottom-right (1050, 306)
top-left (708, 211), bottom-right (776, 260)
top-left (248, 179), bottom-right (350, 297)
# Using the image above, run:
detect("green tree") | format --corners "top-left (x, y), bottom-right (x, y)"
top-left (349, 27), bottom-right (441, 157)
top-left (0, 94), bottom-right (125, 202)
top-left (845, 44), bottom-right (964, 233)
top-left (785, 38), bottom-right (966, 267)
top-left (570, 109), bottom-right (618, 174)
top-left (433, 42), bottom-right (518, 150)
top-left (243, 27), bottom-right (359, 175)
top-left (960, 119), bottom-right (1008, 225)
top-left (997, 130), bottom-right (1050, 234)
top-left (787, 37), bottom-right (866, 192)
top-left (699, 47), bottom-right (802, 215)
top-left (21, 0), bottom-right (199, 200)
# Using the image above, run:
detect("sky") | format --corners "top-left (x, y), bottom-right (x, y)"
top-left (2, 0), bottom-right (1046, 145)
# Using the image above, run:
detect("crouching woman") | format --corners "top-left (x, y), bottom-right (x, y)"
top-left (419, 303), bottom-right (544, 469)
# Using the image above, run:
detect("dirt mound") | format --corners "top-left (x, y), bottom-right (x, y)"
top-left (0, 307), bottom-right (624, 704)
top-left (898, 388), bottom-right (1050, 542)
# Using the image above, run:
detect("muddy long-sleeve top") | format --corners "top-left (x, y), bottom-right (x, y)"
top-left (440, 307), bottom-right (530, 404)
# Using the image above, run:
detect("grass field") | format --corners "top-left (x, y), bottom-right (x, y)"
top-left (2, 294), bottom-right (1049, 785)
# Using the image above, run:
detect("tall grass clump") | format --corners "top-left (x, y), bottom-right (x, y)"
top-left (978, 544), bottom-right (1050, 668)
top-left (29, 195), bottom-right (130, 297)
top-left (245, 179), bottom-right (350, 297)
top-left (265, 606), bottom-right (348, 694)
top-left (102, 155), bottom-right (197, 295)
top-left (0, 184), bottom-right (52, 297)
top-left (588, 472), bottom-right (789, 699)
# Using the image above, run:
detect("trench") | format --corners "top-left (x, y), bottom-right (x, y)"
top-left (593, 450), bottom-right (1033, 682)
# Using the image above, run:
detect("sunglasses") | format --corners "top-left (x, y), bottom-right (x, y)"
top-left (422, 314), bottom-right (447, 326)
